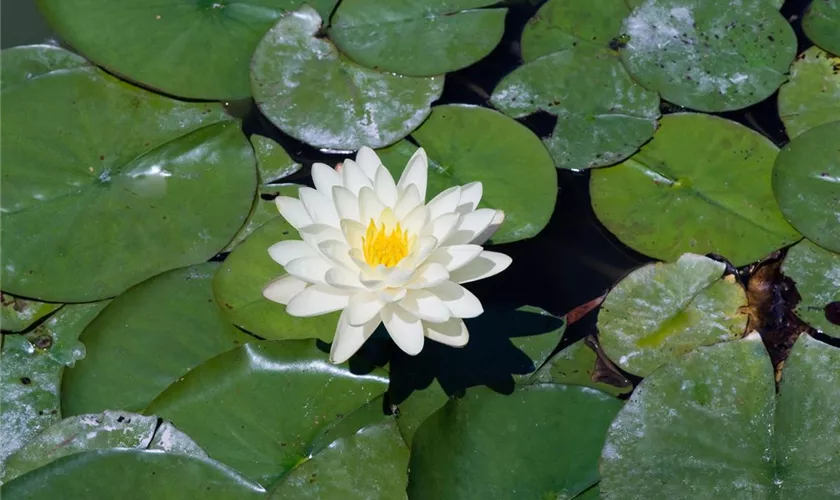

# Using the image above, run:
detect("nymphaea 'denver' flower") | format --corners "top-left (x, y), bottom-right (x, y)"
top-left (262, 146), bottom-right (512, 363)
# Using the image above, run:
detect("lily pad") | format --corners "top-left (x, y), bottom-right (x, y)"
top-left (778, 47), bottom-right (840, 139)
top-left (491, 46), bottom-right (660, 170)
top-left (1, 410), bottom-right (207, 483)
top-left (803, 0), bottom-right (840, 56)
top-left (782, 240), bottom-right (840, 337)
top-left (24, 301), bottom-right (110, 368)
top-left (529, 338), bottom-right (632, 397)
top-left (590, 113), bottom-right (801, 265)
top-left (251, 135), bottom-right (302, 184)
top-left (61, 263), bottom-right (252, 417)
top-left (1, 294), bottom-right (61, 333)
top-left (0, 449), bottom-right (266, 498)
top-left (408, 385), bottom-right (622, 499)
top-left (214, 216), bottom-right (338, 340)
top-left (0, 62), bottom-right (256, 302)
top-left (772, 120), bottom-right (840, 253)
top-left (251, 7), bottom-right (444, 151)
top-left (0, 44), bottom-right (89, 91)
top-left (519, 0), bottom-right (630, 62)
top-left (328, 0), bottom-right (507, 77)
top-left (145, 340), bottom-right (389, 486)
top-left (393, 380), bottom-right (449, 447)
top-left (601, 333), bottom-right (840, 499)
top-left (619, 0), bottom-right (796, 111)
top-left (598, 254), bottom-right (748, 376)
top-left (377, 105), bottom-right (557, 244)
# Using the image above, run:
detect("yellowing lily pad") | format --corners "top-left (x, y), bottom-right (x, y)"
top-left (778, 47), bottom-right (840, 139)
top-left (782, 240), bottom-right (840, 337)
top-left (803, 0), bottom-right (840, 56)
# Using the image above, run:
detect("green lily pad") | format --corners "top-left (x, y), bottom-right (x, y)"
top-left (782, 240), bottom-right (840, 337)
top-left (1, 410), bottom-right (207, 483)
top-left (408, 384), bottom-right (622, 499)
top-left (0, 63), bottom-right (256, 302)
top-left (0, 449), bottom-right (266, 498)
top-left (519, 0), bottom-right (630, 62)
top-left (598, 253), bottom-right (748, 376)
top-left (393, 380), bottom-right (449, 447)
top-left (328, 0), bottom-right (507, 77)
top-left (251, 135), bottom-right (302, 184)
top-left (778, 47), bottom-right (840, 139)
top-left (0, 44), bottom-right (89, 92)
top-left (619, 0), bottom-right (796, 112)
top-left (269, 419), bottom-right (409, 499)
top-left (61, 263), bottom-right (252, 417)
top-left (214, 216), bottom-right (338, 340)
top-left (529, 338), bottom-right (632, 397)
top-left (804, 0), bottom-right (840, 56)
top-left (1, 294), bottom-right (61, 333)
top-left (377, 105), bottom-right (557, 244)
top-left (145, 340), bottom-right (389, 486)
top-left (24, 301), bottom-right (110, 368)
top-left (590, 113), bottom-right (801, 266)
top-left (491, 46), bottom-right (660, 170)
top-left (601, 333), bottom-right (840, 499)
top-left (251, 7), bottom-right (444, 151)
top-left (772, 120), bottom-right (840, 253)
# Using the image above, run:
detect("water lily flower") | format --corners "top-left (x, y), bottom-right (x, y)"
top-left (262, 146), bottom-right (512, 363)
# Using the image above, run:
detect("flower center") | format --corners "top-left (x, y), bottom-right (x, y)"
top-left (362, 219), bottom-right (409, 268)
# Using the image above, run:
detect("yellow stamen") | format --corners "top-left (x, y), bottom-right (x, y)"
top-left (362, 219), bottom-right (409, 267)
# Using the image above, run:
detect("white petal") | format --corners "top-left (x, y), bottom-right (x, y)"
top-left (399, 289), bottom-right (451, 323)
top-left (397, 148), bottom-right (428, 202)
top-left (426, 186), bottom-right (461, 220)
top-left (427, 244), bottom-right (483, 272)
top-left (381, 304), bottom-right (424, 355)
top-left (374, 165), bottom-right (398, 208)
top-left (456, 182), bottom-right (483, 214)
top-left (262, 275), bottom-right (306, 305)
top-left (377, 287), bottom-right (407, 303)
top-left (422, 213), bottom-right (461, 244)
top-left (444, 208), bottom-right (496, 246)
top-left (299, 187), bottom-right (340, 228)
top-left (449, 251), bottom-right (512, 284)
top-left (394, 184), bottom-right (422, 219)
top-left (424, 318), bottom-right (469, 347)
top-left (286, 284), bottom-right (351, 317)
top-left (358, 186), bottom-right (386, 225)
top-left (347, 292), bottom-right (385, 326)
top-left (332, 186), bottom-right (360, 222)
top-left (429, 281), bottom-right (484, 318)
top-left (329, 309), bottom-right (380, 364)
top-left (284, 256), bottom-right (334, 284)
top-left (354, 146), bottom-right (381, 179)
top-left (318, 240), bottom-right (356, 270)
top-left (300, 224), bottom-right (345, 249)
top-left (342, 159), bottom-right (373, 195)
top-left (401, 204), bottom-right (429, 236)
top-left (275, 196), bottom-right (313, 229)
top-left (471, 210), bottom-right (505, 246)
top-left (311, 163), bottom-right (341, 199)
top-left (325, 267), bottom-right (363, 290)
top-left (402, 235), bottom-right (439, 269)
top-left (268, 240), bottom-right (317, 267)
top-left (406, 262), bottom-right (450, 289)
top-left (341, 219), bottom-right (366, 249)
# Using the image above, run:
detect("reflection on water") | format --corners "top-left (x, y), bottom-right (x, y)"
top-left (1, 1), bottom-right (56, 49)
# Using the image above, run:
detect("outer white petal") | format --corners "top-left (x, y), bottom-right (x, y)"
top-left (329, 309), bottom-right (381, 364)
top-left (456, 182), bottom-right (482, 214)
top-left (444, 208), bottom-right (496, 246)
top-left (262, 275), bottom-right (307, 305)
top-left (374, 165), bottom-right (398, 208)
top-left (332, 186), bottom-right (360, 222)
top-left (300, 224), bottom-right (345, 249)
top-left (275, 196), bottom-right (313, 229)
top-left (381, 304), bottom-right (424, 355)
top-left (399, 289), bottom-right (451, 323)
top-left (394, 184), bottom-right (422, 219)
top-left (427, 244), bottom-right (483, 272)
top-left (318, 240), bottom-right (356, 270)
top-left (268, 240), bottom-right (317, 267)
top-left (397, 148), bottom-right (428, 201)
top-left (341, 159), bottom-right (373, 195)
top-left (325, 267), bottom-right (363, 290)
top-left (429, 281), bottom-right (484, 318)
top-left (354, 146), bottom-right (381, 179)
top-left (284, 256), bottom-right (334, 284)
top-left (341, 219), bottom-right (367, 248)
top-left (358, 186), bottom-right (386, 225)
top-left (449, 251), bottom-right (512, 284)
top-left (286, 284), bottom-right (351, 317)
top-left (471, 210), bottom-right (505, 245)
top-left (426, 186), bottom-right (461, 220)
top-left (424, 317), bottom-right (469, 347)
top-left (299, 187), bottom-right (340, 228)
top-left (347, 292), bottom-right (385, 326)
top-left (406, 262), bottom-right (450, 289)
top-left (422, 213), bottom-right (461, 244)
top-left (311, 163), bottom-right (342, 199)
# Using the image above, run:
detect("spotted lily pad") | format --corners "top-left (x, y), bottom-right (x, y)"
top-left (778, 47), bottom-right (840, 139)
top-left (804, 0), bottom-right (840, 56)
top-left (251, 7), bottom-right (444, 151)
top-left (1, 294), bottom-right (61, 333)
top-left (24, 301), bottom-right (110, 368)
top-left (782, 240), bottom-right (840, 337)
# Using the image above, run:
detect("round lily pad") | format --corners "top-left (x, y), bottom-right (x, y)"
top-left (778, 47), bottom-right (840, 139)
top-left (491, 46), bottom-right (660, 170)
top-left (782, 240), bottom-right (840, 337)
top-left (376, 105), bottom-right (557, 244)
top-left (803, 0), bottom-right (840, 56)
top-left (251, 7), bottom-right (444, 151)
top-left (145, 340), bottom-right (389, 486)
top-left (408, 385), bottom-right (622, 499)
top-left (598, 254), bottom-right (748, 376)
top-left (0, 44), bottom-right (89, 91)
top-left (772, 120), bottom-right (840, 253)
top-left (0, 63), bottom-right (256, 302)
top-left (519, 0), bottom-right (630, 62)
top-left (619, 0), bottom-right (796, 111)
top-left (328, 0), bottom-right (507, 77)
top-left (1, 294), bottom-right (61, 333)
top-left (61, 263), bottom-right (252, 417)
top-left (590, 113), bottom-right (801, 266)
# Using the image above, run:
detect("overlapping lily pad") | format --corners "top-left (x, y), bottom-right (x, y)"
top-left (24, 301), bottom-right (110, 369)
top-left (377, 105), bottom-right (557, 244)
top-left (251, 7), bottom-right (444, 151)
top-left (782, 240), bottom-right (840, 337)
top-left (61, 263), bottom-right (252, 416)
top-left (491, 46), bottom-right (660, 170)
top-left (1, 52), bottom-right (256, 302)
top-left (590, 113), bottom-right (801, 265)
top-left (601, 333), bottom-right (840, 499)
top-left (619, 0), bottom-right (796, 111)
top-left (530, 338), bottom-right (632, 397)
top-left (0, 44), bottom-right (89, 91)
top-left (329, 0), bottom-right (507, 77)
top-left (408, 385), bottom-right (622, 499)
top-left (772, 120), bottom-right (840, 253)
top-left (145, 340), bottom-right (389, 486)
top-left (778, 47), bottom-right (840, 139)
top-left (804, 0), bottom-right (840, 56)
top-left (1, 294), bottom-right (61, 333)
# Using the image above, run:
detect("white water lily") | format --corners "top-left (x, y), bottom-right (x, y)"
top-left (262, 146), bottom-right (512, 363)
